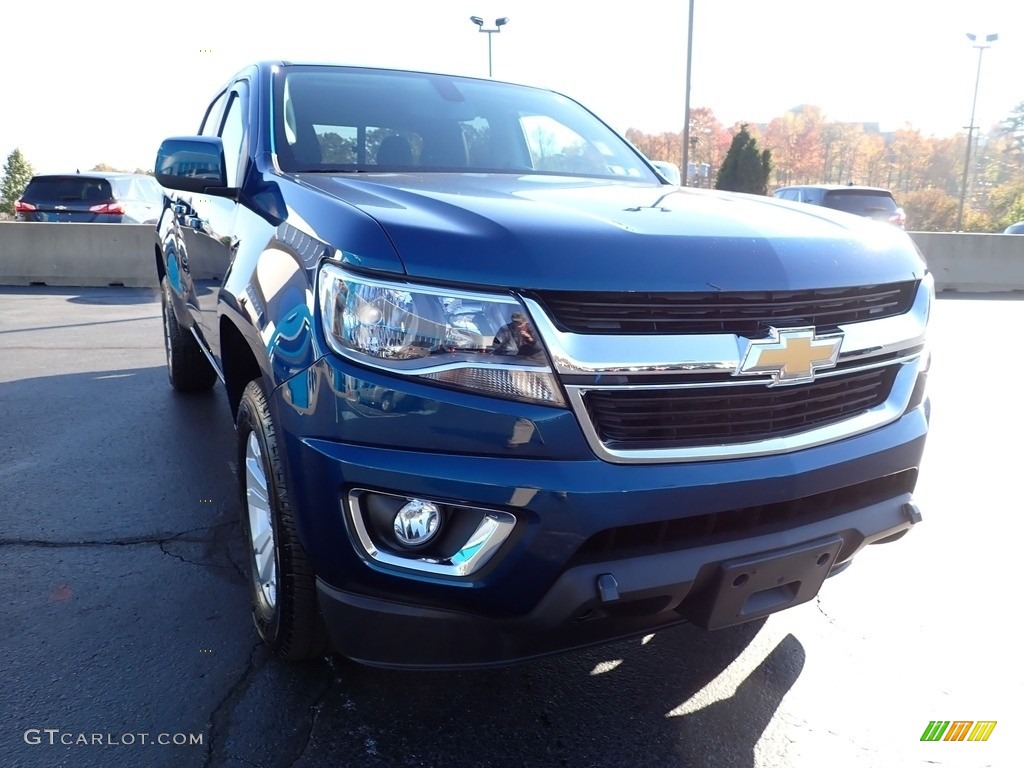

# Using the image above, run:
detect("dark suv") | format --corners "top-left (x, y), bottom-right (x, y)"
top-left (15, 172), bottom-right (165, 223)
top-left (154, 63), bottom-right (931, 668)
top-left (774, 185), bottom-right (907, 229)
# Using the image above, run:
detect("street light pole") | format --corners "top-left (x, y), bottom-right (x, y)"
top-left (469, 16), bottom-right (509, 78)
top-left (956, 32), bottom-right (998, 232)
top-left (681, 0), bottom-right (695, 186)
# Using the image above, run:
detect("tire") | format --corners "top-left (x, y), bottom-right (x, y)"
top-left (161, 276), bottom-right (217, 392)
top-left (236, 378), bottom-right (329, 660)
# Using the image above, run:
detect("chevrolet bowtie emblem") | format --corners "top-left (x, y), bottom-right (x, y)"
top-left (736, 327), bottom-right (844, 386)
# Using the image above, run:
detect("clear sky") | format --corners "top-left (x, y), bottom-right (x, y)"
top-left (4, 0), bottom-right (1022, 174)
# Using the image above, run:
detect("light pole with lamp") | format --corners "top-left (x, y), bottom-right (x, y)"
top-left (469, 16), bottom-right (509, 78)
top-left (681, 0), bottom-right (695, 185)
top-left (956, 32), bottom-right (997, 231)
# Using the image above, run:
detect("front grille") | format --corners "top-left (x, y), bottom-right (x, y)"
top-left (584, 366), bottom-right (898, 450)
top-left (536, 281), bottom-right (918, 335)
top-left (569, 469), bottom-right (918, 565)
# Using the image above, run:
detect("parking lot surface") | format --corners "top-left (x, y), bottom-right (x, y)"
top-left (1, 287), bottom-right (1019, 768)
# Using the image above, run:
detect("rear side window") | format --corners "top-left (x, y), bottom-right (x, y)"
top-left (108, 178), bottom-right (132, 198)
top-left (23, 177), bottom-right (113, 203)
top-left (133, 176), bottom-right (164, 204)
top-left (822, 191), bottom-right (897, 216)
top-left (312, 125), bottom-right (425, 166)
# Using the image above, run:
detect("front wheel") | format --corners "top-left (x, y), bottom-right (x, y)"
top-left (236, 379), bottom-right (329, 660)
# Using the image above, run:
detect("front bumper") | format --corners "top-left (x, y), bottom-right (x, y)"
top-left (318, 492), bottom-right (919, 669)
top-left (275, 362), bottom-right (928, 668)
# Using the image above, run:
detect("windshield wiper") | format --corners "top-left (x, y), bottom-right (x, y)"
top-left (293, 168), bottom-right (367, 174)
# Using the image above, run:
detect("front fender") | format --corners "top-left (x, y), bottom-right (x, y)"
top-left (223, 233), bottom-right (323, 395)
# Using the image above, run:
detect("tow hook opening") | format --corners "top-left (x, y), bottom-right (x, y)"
top-left (902, 501), bottom-right (923, 524)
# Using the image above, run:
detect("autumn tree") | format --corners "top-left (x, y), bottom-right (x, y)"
top-left (900, 188), bottom-right (959, 232)
top-left (715, 125), bottom-right (772, 195)
top-left (819, 123), bottom-right (869, 184)
top-left (764, 105), bottom-right (826, 186)
top-left (84, 163), bottom-right (154, 176)
top-left (858, 134), bottom-right (889, 187)
top-left (998, 101), bottom-right (1024, 174)
top-left (923, 137), bottom-right (962, 194)
top-left (986, 180), bottom-right (1024, 230)
top-left (626, 100), bottom-right (1024, 229)
top-left (819, 123), bottom-right (842, 183)
top-left (686, 107), bottom-right (729, 186)
top-left (626, 107), bottom-right (729, 182)
top-left (1, 148), bottom-right (35, 215)
top-left (626, 128), bottom-right (682, 168)
top-left (888, 127), bottom-right (929, 193)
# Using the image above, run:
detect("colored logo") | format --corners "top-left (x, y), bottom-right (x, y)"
top-left (737, 326), bottom-right (844, 386)
top-left (920, 721), bottom-right (997, 742)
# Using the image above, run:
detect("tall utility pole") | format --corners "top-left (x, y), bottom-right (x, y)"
top-left (469, 16), bottom-right (509, 78)
top-left (956, 32), bottom-right (998, 231)
top-left (681, 0), bottom-right (695, 186)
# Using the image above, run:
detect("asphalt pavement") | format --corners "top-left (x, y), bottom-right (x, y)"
top-left (1, 286), bottom-right (1020, 768)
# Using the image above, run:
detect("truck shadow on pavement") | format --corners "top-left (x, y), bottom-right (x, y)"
top-left (0, 284), bottom-right (161, 304)
top-left (237, 625), bottom-right (806, 768)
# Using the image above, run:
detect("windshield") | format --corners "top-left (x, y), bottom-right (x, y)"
top-left (273, 66), bottom-right (656, 181)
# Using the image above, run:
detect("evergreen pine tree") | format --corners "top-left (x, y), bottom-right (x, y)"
top-left (1, 148), bottom-right (35, 216)
top-left (715, 126), bottom-right (772, 194)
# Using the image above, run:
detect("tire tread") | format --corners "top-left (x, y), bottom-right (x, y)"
top-left (237, 379), bottom-right (329, 660)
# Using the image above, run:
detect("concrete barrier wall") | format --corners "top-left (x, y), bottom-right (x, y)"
top-left (909, 232), bottom-right (1024, 293)
top-left (0, 222), bottom-right (157, 288)
top-left (0, 221), bottom-right (1021, 293)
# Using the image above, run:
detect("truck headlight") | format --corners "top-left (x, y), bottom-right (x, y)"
top-left (318, 263), bottom-right (566, 406)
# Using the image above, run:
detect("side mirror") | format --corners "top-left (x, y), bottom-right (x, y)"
top-left (650, 161), bottom-right (681, 186)
top-left (155, 137), bottom-right (232, 195)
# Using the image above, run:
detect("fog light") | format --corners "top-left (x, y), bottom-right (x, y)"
top-left (393, 500), bottom-right (441, 548)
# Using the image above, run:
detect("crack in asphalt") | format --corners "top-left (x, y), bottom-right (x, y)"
top-left (158, 522), bottom-right (241, 571)
top-left (814, 595), bottom-right (838, 626)
top-left (221, 526), bottom-right (250, 583)
top-left (0, 524), bottom-right (235, 552)
top-left (0, 522), bottom-right (237, 550)
top-left (287, 660), bottom-right (337, 767)
top-left (0, 535), bottom-right (192, 548)
top-left (159, 540), bottom-right (238, 570)
top-left (0, 522), bottom-right (245, 576)
top-left (203, 639), bottom-right (266, 768)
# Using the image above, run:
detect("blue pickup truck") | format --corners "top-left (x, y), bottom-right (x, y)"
top-left (154, 63), bottom-right (931, 668)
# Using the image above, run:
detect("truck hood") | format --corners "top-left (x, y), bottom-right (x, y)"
top-left (295, 173), bottom-right (926, 292)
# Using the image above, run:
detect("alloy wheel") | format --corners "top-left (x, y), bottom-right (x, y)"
top-left (245, 432), bottom-right (277, 609)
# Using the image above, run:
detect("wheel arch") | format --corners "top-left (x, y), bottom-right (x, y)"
top-left (221, 313), bottom-right (266, 417)
top-left (155, 242), bottom-right (166, 284)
